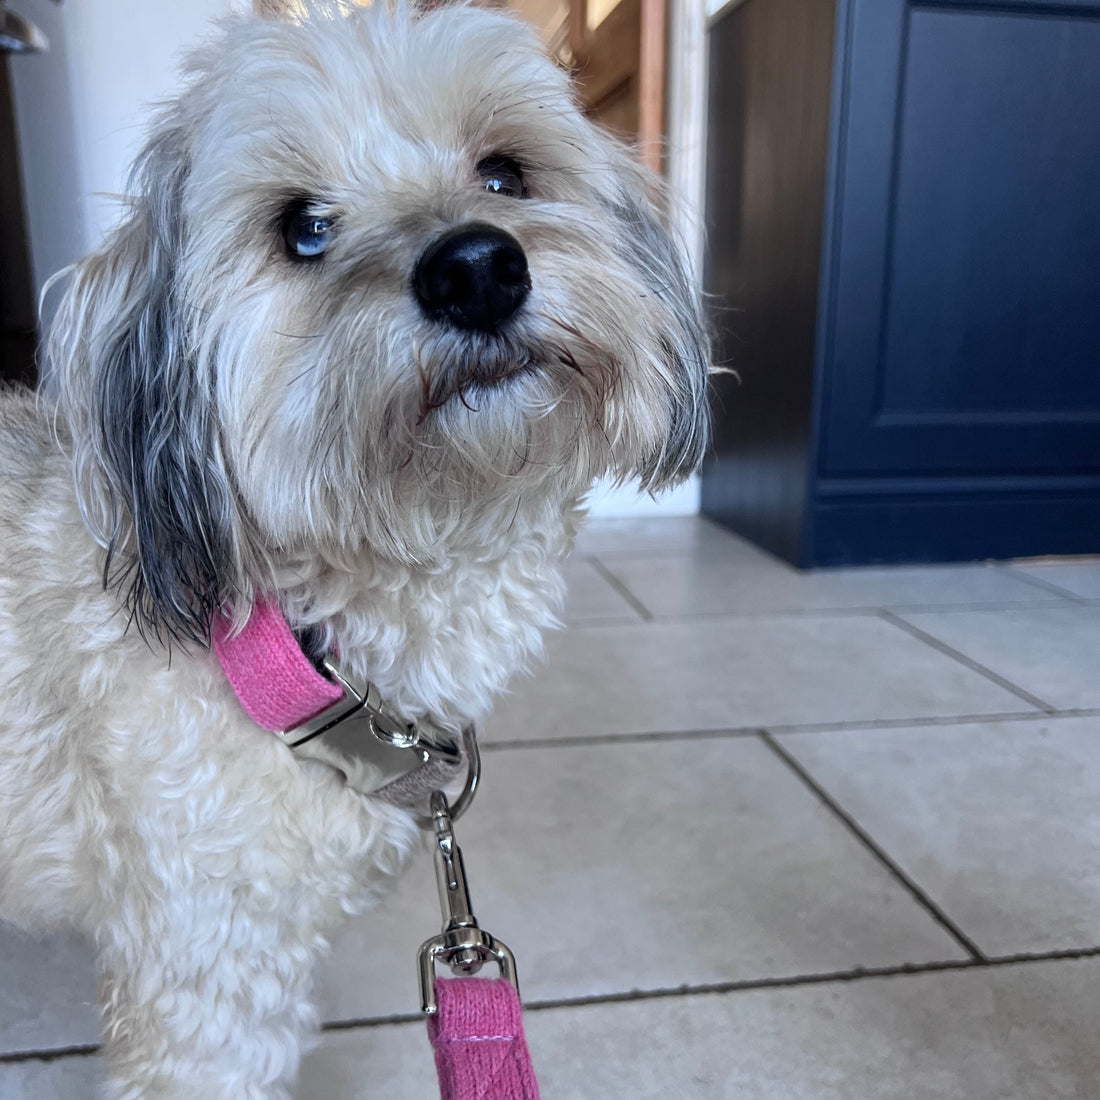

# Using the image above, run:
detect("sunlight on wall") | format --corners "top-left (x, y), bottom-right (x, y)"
top-left (586, 0), bottom-right (618, 30)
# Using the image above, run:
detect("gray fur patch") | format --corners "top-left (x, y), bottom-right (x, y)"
top-left (608, 194), bottom-right (711, 488)
top-left (51, 123), bottom-right (236, 646)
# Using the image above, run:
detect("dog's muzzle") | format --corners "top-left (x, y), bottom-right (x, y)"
top-left (414, 223), bottom-right (530, 333)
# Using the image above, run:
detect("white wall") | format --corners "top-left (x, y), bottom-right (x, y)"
top-left (586, 476), bottom-right (700, 517)
top-left (5, 0), bottom-right (83, 304)
top-left (9, 0), bottom-right (233, 296)
top-left (7, 0), bottom-right (700, 518)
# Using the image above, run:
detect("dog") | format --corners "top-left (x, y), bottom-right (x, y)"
top-left (0, 0), bottom-right (709, 1095)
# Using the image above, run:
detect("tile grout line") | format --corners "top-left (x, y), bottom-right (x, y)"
top-left (641, 599), bottom-right (1073, 623)
top-left (758, 730), bottom-right (987, 962)
top-left (518, 946), bottom-right (1100, 1012)
top-left (479, 707), bottom-right (1100, 753)
top-left (482, 726), bottom-right (763, 752)
top-left (13, 949), bottom-right (1100, 1063)
top-left (585, 556), bottom-right (654, 622)
top-left (761, 707), bottom-right (1100, 735)
top-left (1000, 567), bottom-right (1088, 602)
top-left (0, 1043), bottom-right (100, 1066)
top-left (564, 614), bottom-right (650, 629)
top-left (876, 609), bottom-right (1058, 714)
top-left (559, 599), bottom-right (1074, 633)
top-left (322, 947), bottom-right (1100, 1027)
top-left (324, 950), bottom-right (1100, 1025)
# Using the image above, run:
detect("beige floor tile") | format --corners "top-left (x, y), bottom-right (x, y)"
top-left (776, 716), bottom-right (1100, 956)
top-left (12, 959), bottom-right (1097, 1099)
top-left (897, 605), bottom-right (1100, 710)
top-left (0, 927), bottom-right (98, 1054)
top-left (561, 557), bottom-right (643, 624)
top-left (0, 1054), bottom-right (103, 1100)
top-left (300, 957), bottom-right (1100, 1099)
top-left (484, 615), bottom-right (1033, 743)
top-left (601, 555), bottom-right (1064, 619)
top-left (1009, 560), bottom-right (1100, 600)
top-left (316, 737), bottom-right (965, 1024)
top-left (302, 1021), bottom-right (436, 1098)
top-left (573, 515), bottom-right (764, 560)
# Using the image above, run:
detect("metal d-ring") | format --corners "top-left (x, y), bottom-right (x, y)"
top-left (415, 726), bottom-right (480, 830)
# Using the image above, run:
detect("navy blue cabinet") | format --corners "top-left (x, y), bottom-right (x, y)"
top-left (702, 0), bottom-right (1100, 565)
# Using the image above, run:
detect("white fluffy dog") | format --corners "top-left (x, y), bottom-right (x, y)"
top-left (0, 0), bottom-right (708, 1095)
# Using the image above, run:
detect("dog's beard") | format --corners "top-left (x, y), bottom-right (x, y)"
top-left (210, 321), bottom-right (604, 562)
top-left (209, 240), bottom-right (675, 558)
top-left (409, 332), bottom-right (614, 492)
top-left (277, 321), bottom-right (622, 541)
top-left (414, 329), bottom-right (563, 421)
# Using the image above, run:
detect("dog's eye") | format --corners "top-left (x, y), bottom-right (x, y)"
top-left (477, 156), bottom-right (526, 199)
top-left (282, 201), bottom-right (336, 260)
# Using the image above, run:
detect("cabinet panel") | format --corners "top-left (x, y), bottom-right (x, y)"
top-left (821, 0), bottom-right (1100, 476)
top-left (702, 0), bottom-right (837, 562)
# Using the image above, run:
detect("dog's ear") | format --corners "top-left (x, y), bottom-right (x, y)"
top-left (613, 182), bottom-right (711, 491)
top-left (49, 121), bottom-right (239, 648)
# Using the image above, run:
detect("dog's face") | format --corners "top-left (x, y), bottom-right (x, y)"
top-left (51, 0), bottom-right (709, 643)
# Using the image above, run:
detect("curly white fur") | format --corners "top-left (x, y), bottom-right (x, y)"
top-left (0, 1), bottom-right (709, 1095)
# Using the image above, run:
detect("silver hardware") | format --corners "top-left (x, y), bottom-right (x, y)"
top-left (283, 657), bottom-right (462, 764)
top-left (431, 726), bottom-right (480, 826)
top-left (417, 790), bottom-right (518, 1015)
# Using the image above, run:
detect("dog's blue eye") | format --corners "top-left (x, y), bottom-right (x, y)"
top-left (283, 202), bottom-right (336, 259)
top-left (477, 156), bottom-right (526, 199)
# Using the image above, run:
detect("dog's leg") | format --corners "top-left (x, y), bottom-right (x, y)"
top-left (95, 885), bottom-right (325, 1100)
top-left (86, 747), bottom-right (418, 1100)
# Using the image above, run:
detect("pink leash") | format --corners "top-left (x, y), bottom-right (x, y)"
top-left (419, 789), bottom-right (539, 1099)
top-left (429, 978), bottom-right (540, 1100)
top-left (212, 598), bottom-right (541, 1099)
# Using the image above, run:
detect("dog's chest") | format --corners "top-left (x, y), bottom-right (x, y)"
top-left (281, 521), bottom-right (574, 731)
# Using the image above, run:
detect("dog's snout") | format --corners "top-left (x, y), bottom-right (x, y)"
top-left (414, 223), bottom-right (530, 333)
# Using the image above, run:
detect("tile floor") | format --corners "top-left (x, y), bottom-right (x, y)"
top-left (2, 516), bottom-right (1099, 1098)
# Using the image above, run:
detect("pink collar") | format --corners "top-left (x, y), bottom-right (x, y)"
top-left (210, 596), bottom-right (467, 813)
top-left (211, 595), bottom-right (343, 733)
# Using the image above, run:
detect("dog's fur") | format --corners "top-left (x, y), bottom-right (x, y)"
top-left (0, 1), bottom-right (708, 1095)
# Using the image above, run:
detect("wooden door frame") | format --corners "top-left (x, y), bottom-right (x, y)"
top-left (566, 0), bottom-right (706, 281)
top-left (666, 0), bottom-right (708, 283)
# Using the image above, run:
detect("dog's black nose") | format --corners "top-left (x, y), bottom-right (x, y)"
top-left (414, 223), bottom-right (530, 333)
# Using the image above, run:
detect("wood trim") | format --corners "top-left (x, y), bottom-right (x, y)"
top-left (567, 0), bottom-right (588, 62)
top-left (666, 0), bottom-right (708, 279)
top-left (637, 0), bottom-right (667, 172)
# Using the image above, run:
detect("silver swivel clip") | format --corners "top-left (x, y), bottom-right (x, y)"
top-left (417, 789), bottom-right (518, 1015)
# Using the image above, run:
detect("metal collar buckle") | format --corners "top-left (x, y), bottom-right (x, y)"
top-left (281, 656), bottom-right (462, 766)
top-left (281, 658), bottom-right (480, 827)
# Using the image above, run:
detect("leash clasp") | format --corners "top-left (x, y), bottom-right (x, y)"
top-left (417, 790), bottom-right (518, 1015)
top-left (284, 657), bottom-right (462, 765)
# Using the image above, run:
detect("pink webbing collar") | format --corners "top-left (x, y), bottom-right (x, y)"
top-left (211, 597), bottom-right (467, 814)
top-left (210, 595), bottom-right (342, 733)
top-left (429, 978), bottom-right (540, 1100)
